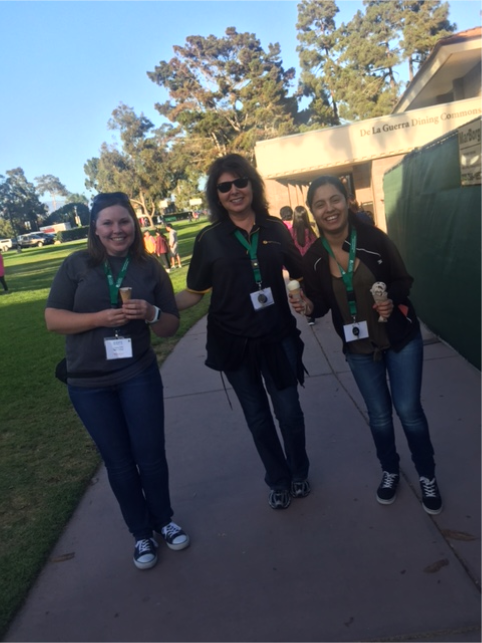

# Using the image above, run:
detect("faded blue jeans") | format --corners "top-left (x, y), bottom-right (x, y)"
top-left (68, 360), bottom-right (172, 540)
top-left (225, 336), bottom-right (309, 491)
top-left (345, 330), bottom-right (435, 478)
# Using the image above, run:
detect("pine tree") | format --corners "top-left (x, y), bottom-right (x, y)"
top-left (296, 0), bottom-right (341, 129)
top-left (399, 0), bottom-right (456, 81)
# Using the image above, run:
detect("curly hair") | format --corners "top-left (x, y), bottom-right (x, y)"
top-left (206, 154), bottom-right (270, 222)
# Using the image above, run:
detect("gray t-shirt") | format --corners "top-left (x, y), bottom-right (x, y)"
top-left (47, 250), bottom-right (179, 387)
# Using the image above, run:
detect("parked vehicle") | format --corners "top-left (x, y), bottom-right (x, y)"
top-left (0, 238), bottom-right (13, 252)
top-left (18, 232), bottom-right (55, 248)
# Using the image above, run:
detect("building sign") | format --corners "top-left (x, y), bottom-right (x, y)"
top-left (255, 97), bottom-right (482, 179)
top-left (189, 198), bottom-right (203, 206)
top-left (458, 119), bottom-right (481, 186)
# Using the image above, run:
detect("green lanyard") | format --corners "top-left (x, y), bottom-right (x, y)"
top-left (104, 257), bottom-right (130, 307)
top-left (322, 228), bottom-right (358, 318)
top-left (234, 229), bottom-right (262, 286)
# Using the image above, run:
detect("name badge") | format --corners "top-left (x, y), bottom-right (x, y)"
top-left (343, 320), bottom-right (369, 343)
top-left (104, 336), bottom-right (133, 360)
top-left (250, 287), bottom-right (275, 311)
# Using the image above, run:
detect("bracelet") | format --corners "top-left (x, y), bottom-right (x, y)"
top-left (146, 306), bottom-right (161, 324)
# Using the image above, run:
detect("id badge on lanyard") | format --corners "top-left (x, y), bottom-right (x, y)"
top-left (322, 228), bottom-right (367, 342)
top-left (104, 257), bottom-right (133, 359)
top-left (234, 229), bottom-right (275, 312)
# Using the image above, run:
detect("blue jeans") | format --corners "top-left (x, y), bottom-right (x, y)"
top-left (68, 360), bottom-right (172, 540)
top-left (345, 331), bottom-right (435, 477)
top-left (225, 336), bottom-right (309, 490)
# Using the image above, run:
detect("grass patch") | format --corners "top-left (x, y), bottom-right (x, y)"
top-left (0, 220), bottom-right (211, 637)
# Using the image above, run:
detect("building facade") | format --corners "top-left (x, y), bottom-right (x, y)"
top-left (255, 28), bottom-right (481, 231)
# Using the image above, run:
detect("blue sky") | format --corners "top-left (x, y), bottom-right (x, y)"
top-left (0, 1), bottom-right (480, 200)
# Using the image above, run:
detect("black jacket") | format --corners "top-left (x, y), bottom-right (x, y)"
top-left (302, 215), bottom-right (420, 353)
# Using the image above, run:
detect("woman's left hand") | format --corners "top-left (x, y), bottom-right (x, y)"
top-left (373, 298), bottom-right (394, 320)
top-left (122, 299), bottom-right (155, 322)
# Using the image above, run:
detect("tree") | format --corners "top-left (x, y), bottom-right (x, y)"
top-left (34, 174), bottom-right (69, 211)
top-left (147, 28), bottom-right (298, 169)
top-left (65, 192), bottom-right (89, 206)
top-left (0, 169), bottom-right (47, 235)
top-left (334, 2), bottom-right (402, 120)
top-left (44, 202), bottom-right (90, 227)
top-left (84, 104), bottom-right (184, 225)
top-left (399, 0), bottom-right (455, 81)
top-left (296, 0), bottom-right (341, 129)
top-left (295, 0), bottom-right (455, 123)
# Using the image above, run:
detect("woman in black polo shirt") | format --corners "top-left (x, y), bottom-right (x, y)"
top-left (176, 154), bottom-right (310, 510)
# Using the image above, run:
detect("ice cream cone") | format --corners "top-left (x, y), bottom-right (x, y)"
top-left (119, 287), bottom-right (132, 303)
top-left (287, 280), bottom-right (301, 302)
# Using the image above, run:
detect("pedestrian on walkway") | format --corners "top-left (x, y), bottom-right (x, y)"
top-left (0, 251), bottom-right (9, 292)
top-left (175, 153), bottom-right (310, 510)
top-left (45, 191), bottom-right (190, 570)
top-left (165, 223), bottom-right (182, 268)
top-left (290, 206), bottom-right (317, 325)
top-left (290, 175), bottom-right (442, 515)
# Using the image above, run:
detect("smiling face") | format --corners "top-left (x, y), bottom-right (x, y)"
top-left (216, 172), bottom-right (254, 219)
top-left (95, 205), bottom-right (136, 257)
top-left (310, 183), bottom-right (349, 237)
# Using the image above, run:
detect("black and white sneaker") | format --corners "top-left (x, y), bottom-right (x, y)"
top-left (419, 477), bottom-right (443, 515)
top-left (268, 489), bottom-right (291, 509)
top-left (291, 479), bottom-right (311, 498)
top-left (160, 522), bottom-right (190, 551)
top-left (133, 537), bottom-right (158, 570)
top-left (376, 472), bottom-right (400, 505)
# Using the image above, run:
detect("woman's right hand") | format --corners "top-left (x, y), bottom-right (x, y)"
top-left (98, 308), bottom-right (128, 328)
top-left (288, 290), bottom-right (313, 317)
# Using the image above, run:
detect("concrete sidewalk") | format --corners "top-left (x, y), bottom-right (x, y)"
top-left (5, 315), bottom-right (481, 642)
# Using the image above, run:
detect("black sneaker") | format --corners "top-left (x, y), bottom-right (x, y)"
top-left (133, 537), bottom-right (158, 570)
top-left (160, 521), bottom-right (190, 551)
top-left (376, 471), bottom-right (400, 505)
top-left (291, 479), bottom-right (311, 498)
top-left (419, 477), bottom-right (443, 515)
top-left (268, 489), bottom-right (291, 509)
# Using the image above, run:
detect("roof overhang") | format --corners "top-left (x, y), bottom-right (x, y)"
top-left (255, 97), bottom-right (481, 181)
top-left (393, 28), bottom-right (481, 113)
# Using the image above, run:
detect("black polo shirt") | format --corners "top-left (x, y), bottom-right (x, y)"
top-left (187, 215), bottom-right (304, 368)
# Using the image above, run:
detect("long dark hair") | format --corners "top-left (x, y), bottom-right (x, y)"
top-left (306, 175), bottom-right (348, 211)
top-left (87, 192), bottom-right (147, 265)
top-left (292, 205), bottom-right (316, 247)
top-left (206, 154), bottom-right (270, 222)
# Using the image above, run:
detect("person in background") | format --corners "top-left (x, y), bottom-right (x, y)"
top-left (175, 154), bottom-right (310, 510)
top-left (143, 230), bottom-right (156, 254)
top-left (154, 229), bottom-right (171, 272)
top-left (165, 224), bottom-right (182, 269)
top-left (279, 205), bottom-right (293, 231)
top-left (290, 175), bottom-right (442, 515)
top-left (45, 191), bottom-right (190, 570)
top-left (348, 194), bottom-right (375, 226)
top-left (0, 251), bottom-right (9, 292)
top-left (290, 206), bottom-right (317, 325)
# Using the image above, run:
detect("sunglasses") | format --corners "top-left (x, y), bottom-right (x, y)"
top-left (216, 177), bottom-right (249, 193)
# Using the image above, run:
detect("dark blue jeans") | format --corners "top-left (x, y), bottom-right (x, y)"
top-left (345, 331), bottom-right (435, 478)
top-left (68, 360), bottom-right (172, 540)
top-left (225, 336), bottom-right (309, 491)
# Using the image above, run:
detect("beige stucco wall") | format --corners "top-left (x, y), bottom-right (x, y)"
top-left (256, 97), bottom-right (482, 181)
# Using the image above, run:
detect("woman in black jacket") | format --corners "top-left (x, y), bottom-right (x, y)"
top-left (290, 175), bottom-right (442, 515)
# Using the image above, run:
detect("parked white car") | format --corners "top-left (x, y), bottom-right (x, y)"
top-left (0, 238), bottom-right (13, 252)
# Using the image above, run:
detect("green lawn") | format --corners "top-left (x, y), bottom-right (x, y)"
top-left (0, 219), bottom-right (211, 638)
